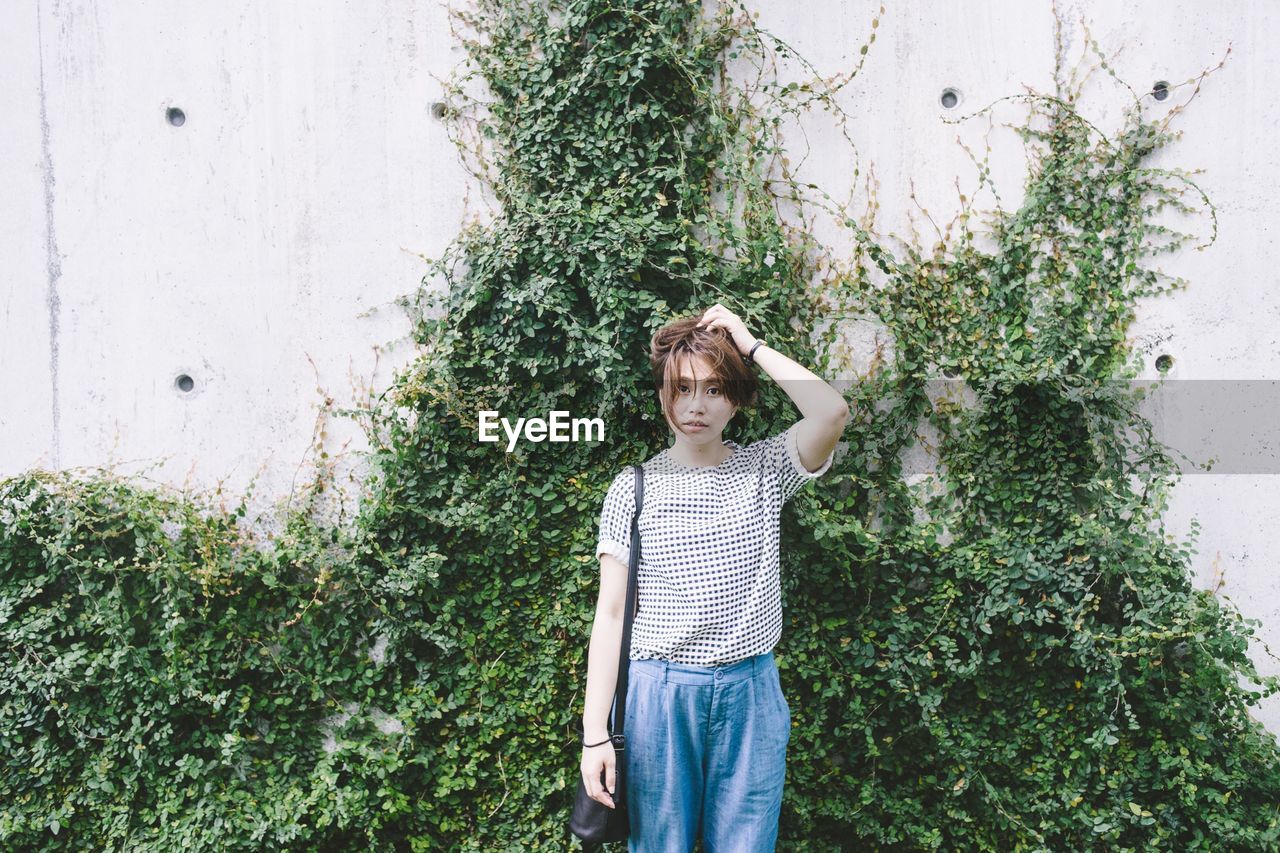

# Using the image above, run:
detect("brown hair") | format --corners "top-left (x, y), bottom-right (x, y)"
top-left (650, 315), bottom-right (759, 434)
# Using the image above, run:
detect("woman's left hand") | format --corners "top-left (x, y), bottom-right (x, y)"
top-left (695, 304), bottom-right (758, 357)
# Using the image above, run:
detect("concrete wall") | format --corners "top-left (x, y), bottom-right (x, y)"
top-left (5, 1), bottom-right (1280, 729)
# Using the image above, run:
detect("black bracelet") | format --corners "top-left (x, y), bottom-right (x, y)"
top-left (583, 735), bottom-right (614, 748)
top-left (744, 340), bottom-right (766, 364)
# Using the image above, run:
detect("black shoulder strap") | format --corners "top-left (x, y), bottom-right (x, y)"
top-left (608, 464), bottom-right (644, 746)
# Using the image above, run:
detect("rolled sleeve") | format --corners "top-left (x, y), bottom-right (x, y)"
top-left (779, 422), bottom-right (834, 502)
top-left (595, 469), bottom-right (636, 568)
top-left (596, 538), bottom-right (629, 567)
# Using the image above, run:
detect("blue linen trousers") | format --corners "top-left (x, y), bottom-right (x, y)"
top-left (621, 650), bottom-right (790, 852)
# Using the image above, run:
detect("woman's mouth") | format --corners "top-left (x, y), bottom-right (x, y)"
top-left (684, 422), bottom-right (708, 431)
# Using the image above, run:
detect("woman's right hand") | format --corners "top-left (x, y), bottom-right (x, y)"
top-left (580, 741), bottom-right (617, 809)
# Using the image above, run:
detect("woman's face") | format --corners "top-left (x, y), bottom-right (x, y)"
top-left (667, 354), bottom-right (737, 443)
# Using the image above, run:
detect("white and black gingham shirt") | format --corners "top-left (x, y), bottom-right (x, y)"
top-left (596, 422), bottom-right (834, 666)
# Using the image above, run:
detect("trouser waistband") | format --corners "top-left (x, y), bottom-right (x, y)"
top-left (630, 650), bottom-right (774, 685)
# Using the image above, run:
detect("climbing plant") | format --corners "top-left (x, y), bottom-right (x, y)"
top-left (777, 7), bottom-right (1280, 850)
top-left (2, 0), bottom-right (1277, 850)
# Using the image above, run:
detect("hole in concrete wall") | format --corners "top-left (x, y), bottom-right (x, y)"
top-left (1155, 354), bottom-right (1174, 373)
top-left (430, 101), bottom-right (447, 120)
top-left (166, 107), bottom-right (186, 127)
top-left (1152, 81), bottom-right (1170, 102)
top-left (940, 88), bottom-right (961, 109)
top-left (175, 374), bottom-right (195, 393)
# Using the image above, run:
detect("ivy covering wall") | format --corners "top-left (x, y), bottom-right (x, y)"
top-left (2, 0), bottom-right (1278, 849)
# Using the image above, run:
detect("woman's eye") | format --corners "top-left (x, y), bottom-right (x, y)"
top-left (676, 383), bottom-right (718, 395)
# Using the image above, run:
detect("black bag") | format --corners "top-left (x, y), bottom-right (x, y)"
top-left (570, 464), bottom-right (644, 843)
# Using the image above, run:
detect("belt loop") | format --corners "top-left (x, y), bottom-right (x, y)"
top-left (663, 659), bottom-right (670, 683)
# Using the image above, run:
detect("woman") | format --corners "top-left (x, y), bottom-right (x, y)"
top-left (579, 303), bottom-right (849, 851)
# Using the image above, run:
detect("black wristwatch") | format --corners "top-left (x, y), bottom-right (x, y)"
top-left (744, 340), bottom-right (766, 365)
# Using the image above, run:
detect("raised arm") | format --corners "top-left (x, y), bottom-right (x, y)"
top-left (696, 304), bottom-right (850, 472)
